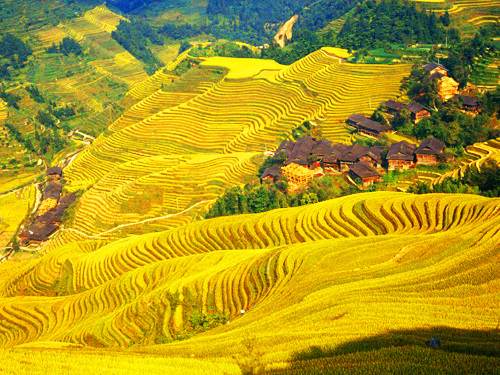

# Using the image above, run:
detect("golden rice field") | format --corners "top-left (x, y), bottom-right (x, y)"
top-left (0, 187), bottom-right (35, 249)
top-left (0, 100), bottom-right (7, 124)
top-left (0, 191), bottom-right (498, 373)
top-left (59, 50), bottom-right (409, 243)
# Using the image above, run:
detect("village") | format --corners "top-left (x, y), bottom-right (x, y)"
top-left (18, 166), bottom-right (76, 247)
top-left (261, 62), bottom-right (482, 189)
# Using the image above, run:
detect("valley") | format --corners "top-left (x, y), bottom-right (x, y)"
top-left (0, 0), bottom-right (498, 374)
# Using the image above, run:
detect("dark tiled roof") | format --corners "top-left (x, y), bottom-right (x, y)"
top-left (431, 72), bottom-right (446, 80)
top-left (339, 143), bottom-right (370, 163)
top-left (416, 138), bottom-right (445, 155)
top-left (261, 165), bottom-right (282, 179)
top-left (331, 143), bottom-right (349, 156)
top-left (366, 146), bottom-right (383, 163)
top-left (311, 139), bottom-right (333, 157)
top-left (322, 153), bottom-right (338, 163)
top-left (20, 223), bottom-right (58, 242)
top-left (405, 102), bottom-right (428, 115)
top-left (277, 140), bottom-right (295, 155)
top-left (423, 62), bottom-right (448, 72)
top-left (387, 141), bottom-right (417, 161)
top-left (349, 162), bottom-right (380, 179)
top-left (46, 166), bottom-right (63, 176)
top-left (44, 183), bottom-right (63, 200)
top-left (383, 100), bottom-right (405, 112)
top-left (452, 94), bottom-right (481, 107)
top-left (348, 114), bottom-right (392, 134)
top-left (51, 193), bottom-right (77, 222)
top-left (348, 113), bottom-right (367, 124)
top-left (286, 136), bottom-right (315, 165)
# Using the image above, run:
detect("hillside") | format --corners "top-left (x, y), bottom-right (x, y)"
top-left (37, 49), bottom-right (409, 251)
top-left (0, 191), bottom-right (498, 373)
top-left (0, 0), bottom-right (499, 373)
top-left (412, 0), bottom-right (500, 29)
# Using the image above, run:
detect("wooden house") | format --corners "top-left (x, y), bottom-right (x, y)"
top-left (383, 100), bottom-right (405, 116)
top-left (387, 141), bottom-right (416, 171)
top-left (322, 143), bottom-right (349, 172)
top-left (423, 62), bottom-right (448, 77)
top-left (348, 162), bottom-right (381, 187)
top-left (261, 165), bottom-right (282, 183)
top-left (322, 153), bottom-right (339, 172)
top-left (423, 63), bottom-right (459, 100)
top-left (44, 182), bottom-right (63, 201)
top-left (452, 94), bottom-right (482, 114)
top-left (405, 102), bottom-right (430, 123)
top-left (46, 166), bottom-right (63, 180)
top-left (276, 140), bottom-right (295, 157)
top-left (347, 114), bottom-right (392, 138)
top-left (338, 143), bottom-right (369, 172)
top-left (311, 139), bottom-right (333, 160)
top-left (415, 138), bottom-right (445, 166)
top-left (19, 223), bottom-right (59, 246)
top-left (359, 146), bottom-right (384, 169)
top-left (286, 136), bottom-right (315, 166)
top-left (436, 76), bottom-right (459, 100)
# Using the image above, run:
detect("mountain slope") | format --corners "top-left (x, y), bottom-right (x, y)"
top-left (0, 192), bottom-right (498, 366)
top-left (46, 49), bottom-right (409, 250)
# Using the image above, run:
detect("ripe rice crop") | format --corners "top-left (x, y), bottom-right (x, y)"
top-left (0, 192), bottom-right (498, 374)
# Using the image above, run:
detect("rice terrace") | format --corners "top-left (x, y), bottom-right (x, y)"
top-left (0, 0), bottom-right (499, 374)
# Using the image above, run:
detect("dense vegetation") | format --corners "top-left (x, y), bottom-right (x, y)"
top-left (205, 172), bottom-right (357, 219)
top-left (336, 0), bottom-right (450, 50)
top-left (263, 0), bottom-right (454, 64)
top-left (444, 28), bottom-right (498, 87)
top-left (0, 86), bottom-right (20, 108)
top-left (207, 0), bottom-right (309, 34)
top-left (0, 34), bottom-right (32, 71)
top-left (46, 37), bottom-right (83, 56)
top-left (159, 23), bottom-right (204, 40)
top-left (107, 0), bottom-right (157, 13)
top-left (409, 159), bottom-right (500, 197)
top-left (189, 42), bottom-right (260, 59)
top-left (111, 19), bottom-right (163, 74)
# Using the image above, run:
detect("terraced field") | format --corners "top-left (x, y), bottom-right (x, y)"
top-left (0, 187), bottom-right (36, 249)
top-left (0, 100), bottom-right (7, 124)
top-left (432, 137), bottom-right (500, 184)
top-left (54, 49), bottom-right (409, 243)
top-left (412, 0), bottom-right (500, 29)
top-left (0, 192), bottom-right (498, 373)
top-left (38, 5), bottom-right (148, 87)
top-left (469, 54), bottom-right (500, 90)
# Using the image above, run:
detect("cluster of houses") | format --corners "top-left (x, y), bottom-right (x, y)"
top-left (19, 166), bottom-right (76, 246)
top-left (345, 62), bottom-right (482, 139)
top-left (262, 136), bottom-right (445, 187)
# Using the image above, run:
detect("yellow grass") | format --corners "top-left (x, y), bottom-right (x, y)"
top-left (200, 57), bottom-right (286, 79)
top-left (321, 47), bottom-right (351, 59)
top-left (54, 49), bottom-right (409, 245)
top-left (387, 132), bottom-right (419, 144)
